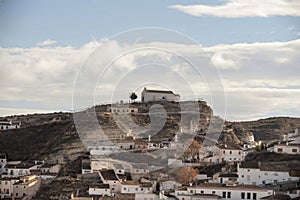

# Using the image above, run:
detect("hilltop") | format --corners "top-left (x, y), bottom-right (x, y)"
top-left (0, 101), bottom-right (299, 163)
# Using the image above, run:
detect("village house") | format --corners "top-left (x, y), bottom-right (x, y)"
top-left (39, 163), bottom-right (61, 174)
top-left (131, 163), bottom-right (150, 181)
top-left (0, 177), bottom-right (20, 198)
top-left (88, 145), bottom-right (120, 156)
top-left (0, 120), bottom-right (21, 131)
top-left (107, 104), bottom-right (138, 114)
top-left (200, 143), bottom-right (246, 164)
top-left (99, 169), bottom-right (121, 193)
top-left (12, 175), bottom-right (41, 199)
top-left (120, 179), bottom-right (154, 194)
top-left (5, 163), bottom-right (38, 177)
top-left (134, 141), bottom-right (148, 150)
top-left (237, 162), bottom-right (300, 186)
top-left (175, 183), bottom-right (273, 200)
top-left (90, 156), bottom-right (114, 172)
top-left (274, 143), bottom-right (300, 154)
top-left (88, 182), bottom-right (113, 197)
top-left (116, 140), bottom-right (134, 150)
top-left (211, 173), bottom-right (239, 184)
top-left (141, 87), bottom-right (180, 102)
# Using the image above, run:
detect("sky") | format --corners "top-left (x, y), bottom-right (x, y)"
top-left (0, 0), bottom-right (300, 121)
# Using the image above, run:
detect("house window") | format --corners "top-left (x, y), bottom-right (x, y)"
top-left (253, 193), bottom-right (257, 200)
top-left (247, 192), bottom-right (251, 199)
top-left (222, 191), bottom-right (226, 198)
top-left (230, 151), bottom-right (232, 154)
top-left (227, 192), bottom-right (231, 198)
top-left (277, 148), bottom-right (283, 152)
top-left (241, 192), bottom-right (245, 199)
top-left (212, 191), bottom-right (215, 194)
top-left (201, 191), bottom-right (204, 194)
top-left (292, 149), bottom-right (297, 153)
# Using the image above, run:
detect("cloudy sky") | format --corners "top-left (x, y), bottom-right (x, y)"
top-left (0, 0), bottom-right (300, 121)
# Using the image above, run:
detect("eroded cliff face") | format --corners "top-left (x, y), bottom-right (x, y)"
top-left (227, 117), bottom-right (300, 143)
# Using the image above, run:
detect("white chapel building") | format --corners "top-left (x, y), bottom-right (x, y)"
top-left (141, 87), bottom-right (180, 102)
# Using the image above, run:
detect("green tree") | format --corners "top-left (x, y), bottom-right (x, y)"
top-left (130, 92), bottom-right (138, 102)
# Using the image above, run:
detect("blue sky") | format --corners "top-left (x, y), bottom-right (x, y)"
top-left (0, 0), bottom-right (300, 121)
top-left (0, 0), bottom-right (299, 47)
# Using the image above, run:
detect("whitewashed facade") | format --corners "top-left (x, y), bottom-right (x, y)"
top-left (121, 181), bottom-right (153, 194)
top-left (0, 121), bottom-right (21, 131)
top-left (274, 144), bottom-right (300, 154)
top-left (88, 184), bottom-right (112, 196)
top-left (0, 177), bottom-right (19, 198)
top-left (175, 183), bottom-right (273, 200)
top-left (141, 88), bottom-right (180, 102)
top-left (237, 163), bottom-right (300, 185)
top-left (107, 104), bottom-right (138, 114)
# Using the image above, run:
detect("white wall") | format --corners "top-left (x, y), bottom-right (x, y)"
top-left (121, 184), bottom-right (153, 194)
top-left (141, 90), bottom-right (179, 102)
top-left (274, 144), bottom-right (300, 154)
top-left (88, 187), bottom-right (112, 196)
top-left (237, 166), bottom-right (299, 185)
top-left (0, 179), bottom-right (19, 198)
top-left (176, 186), bottom-right (273, 200)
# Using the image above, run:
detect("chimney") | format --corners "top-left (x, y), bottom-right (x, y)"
top-left (148, 135), bottom-right (151, 142)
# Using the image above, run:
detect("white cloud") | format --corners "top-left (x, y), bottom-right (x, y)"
top-left (37, 39), bottom-right (57, 47)
top-left (169, 0), bottom-right (300, 18)
top-left (0, 39), bottom-right (300, 121)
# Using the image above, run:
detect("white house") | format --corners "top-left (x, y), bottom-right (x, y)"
top-left (141, 87), bottom-right (180, 102)
top-left (0, 177), bottom-right (20, 198)
top-left (12, 175), bottom-right (41, 199)
top-left (131, 163), bottom-right (150, 181)
top-left (175, 183), bottom-right (273, 200)
top-left (0, 120), bottom-right (21, 130)
top-left (5, 163), bottom-right (38, 177)
top-left (212, 173), bottom-right (238, 184)
top-left (39, 163), bottom-right (61, 174)
top-left (88, 145), bottom-right (120, 156)
top-left (107, 104), bottom-right (138, 114)
top-left (88, 183), bottom-right (112, 197)
top-left (274, 143), bottom-right (300, 154)
top-left (121, 180), bottom-right (154, 194)
top-left (237, 162), bottom-right (300, 186)
top-left (200, 144), bottom-right (246, 164)
top-left (99, 169), bottom-right (121, 193)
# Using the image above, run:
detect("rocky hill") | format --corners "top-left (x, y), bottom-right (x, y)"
top-left (227, 117), bottom-right (300, 143)
top-left (1, 101), bottom-right (299, 163)
top-left (0, 101), bottom-right (213, 162)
